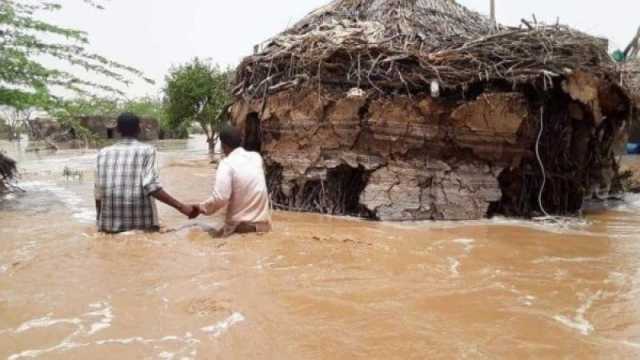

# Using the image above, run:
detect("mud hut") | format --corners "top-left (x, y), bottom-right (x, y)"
top-left (28, 118), bottom-right (69, 141)
top-left (0, 153), bottom-right (17, 193)
top-left (29, 116), bottom-right (162, 143)
top-left (79, 116), bottom-right (160, 141)
top-left (230, 0), bottom-right (633, 220)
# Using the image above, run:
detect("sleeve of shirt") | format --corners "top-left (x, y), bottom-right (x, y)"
top-left (94, 153), bottom-right (104, 201)
top-left (199, 161), bottom-right (232, 215)
top-left (142, 149), bottom-right (163, 196)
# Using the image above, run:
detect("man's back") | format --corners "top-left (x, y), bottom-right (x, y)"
top-left (223, 148), bottom-right (270, 225)
top-left (95, 139), bottom-right (162, 233)
top-left (200, 147), bottom-right (271, 230)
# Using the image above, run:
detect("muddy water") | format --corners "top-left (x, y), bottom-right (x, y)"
top-left (1, 138), bottom-right (640, 359)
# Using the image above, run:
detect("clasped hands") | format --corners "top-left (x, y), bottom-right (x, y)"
top-left (179, 204), bottom-right (204, 220)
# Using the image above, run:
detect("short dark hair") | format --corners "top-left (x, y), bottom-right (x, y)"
top-left (219, 125), bottom-right (242, 149)
top-left (117, 112), bottom-right (140, 137)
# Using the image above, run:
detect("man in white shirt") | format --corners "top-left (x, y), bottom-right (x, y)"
top-left (198, 126), bottom-right (272, 236)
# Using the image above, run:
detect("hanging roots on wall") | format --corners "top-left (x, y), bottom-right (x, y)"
top-left (268, 164), bottom-right (372, 217)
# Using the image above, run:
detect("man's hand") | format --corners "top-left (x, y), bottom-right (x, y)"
top-left (188, 205), bottom-right (201, 220)
top-left (151, 190), bottom-right (201, 220)
top-left (179, 204), bottom-right (201, 219)
top-left (179, 204), bottom-right (195, 218)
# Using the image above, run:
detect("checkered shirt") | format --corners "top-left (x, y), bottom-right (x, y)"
top-left (95, 139), bottom-right (163, 233)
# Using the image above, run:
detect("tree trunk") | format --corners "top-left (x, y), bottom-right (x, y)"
top-left (198, 120), bottom-right (219, 153)
top-left (207, 134), bottom-right (219, 153)
top-left (208, 137), bottom-right (215, 152)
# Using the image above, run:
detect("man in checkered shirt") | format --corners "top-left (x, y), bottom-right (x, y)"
top-left (95, 113), bottom-right (197, 233)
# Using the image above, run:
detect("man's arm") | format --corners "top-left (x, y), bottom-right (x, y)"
top-left (199, 162), bottom-right (232, 215)
top-left (94, 153), bottom-right (104, 223)
top-left (151, 189), bottom-right (198, 219)
top-left (143, 149), bottom-right (198, 219)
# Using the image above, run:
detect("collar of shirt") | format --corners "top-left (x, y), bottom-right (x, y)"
top-left (226, 147), bottom-right (246, 159)
top-left (116, 138), bottom-right (140, 146)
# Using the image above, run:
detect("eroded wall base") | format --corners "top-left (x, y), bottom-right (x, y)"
top-left (232, 76), bottom-right (629, 220)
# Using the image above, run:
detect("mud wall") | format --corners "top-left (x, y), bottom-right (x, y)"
top-left (231, 74), bottom-right (629, 220)
top-left (630, 118), bottom-right (640, 143)
top-left (80, 117), bottom-right (160, 141)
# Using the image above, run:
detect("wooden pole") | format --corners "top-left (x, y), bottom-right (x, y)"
top-left (490, 0), bottom-right (496, 22)
top-left (624, 26), bottom-right (640, 60)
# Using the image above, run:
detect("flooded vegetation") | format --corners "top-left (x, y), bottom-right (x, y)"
top-left (1, 137), bottom-right (640, 358)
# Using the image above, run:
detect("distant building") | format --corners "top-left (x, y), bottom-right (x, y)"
top-left (79, 116), bottom-right (160, 141)
top-left (29, 116), bottom-right (161, 142)
top-left (28, 118), bottom-right (65, 139)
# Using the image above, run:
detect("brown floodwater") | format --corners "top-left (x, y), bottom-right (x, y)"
top-left (1, 137), bottom-right (640, 359)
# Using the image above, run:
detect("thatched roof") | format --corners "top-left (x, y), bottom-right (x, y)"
top-left (285, 0), bottom-right (494, 48)
top-left (234, 0), bottom-right (617, 98)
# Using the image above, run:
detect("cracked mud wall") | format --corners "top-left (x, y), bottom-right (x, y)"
top-left (231, 76), bottom-right (630, 221)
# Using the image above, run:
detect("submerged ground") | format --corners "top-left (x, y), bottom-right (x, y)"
top-left (1, 136), bottom-right (639, 359)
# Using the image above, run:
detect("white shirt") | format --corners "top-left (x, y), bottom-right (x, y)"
top-left (200, 147), bottom-right (271, 227)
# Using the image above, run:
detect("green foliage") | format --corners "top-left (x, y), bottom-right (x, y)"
top-left (45, 98), bottom-right (109, 145)
top-left (123, 97), bottom-right (188, 139)
top-left (164, 58), bottom-right (231, 147)
top-left (124, 97), bottom-right (165, 120)
top-left (47, 96), bottom-right (188, 143)
top-left (0, 0), bottom-right (153, 111)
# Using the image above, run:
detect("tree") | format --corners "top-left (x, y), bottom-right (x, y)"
top-left (0, 0), bottom-right (153, 110)
top-left (45, 97), bottom-right (120, 146)
top-left (164, 58), bottom-right (231, 150)
top-left (3, 106), bottom-right (33, 140)
top-left (0, 86), bottom-right (52, 140)
top-left (47, 96), bottom-right (187, 146)
top-left (124, 97), bottom-right (189, 139)
top-left (44, 95), bottom-right (188, 145)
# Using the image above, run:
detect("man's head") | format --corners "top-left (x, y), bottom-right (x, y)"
top-left (219, 125), bottom-right (243, 155)
top-left (117, 112), bottom-right (141, 138)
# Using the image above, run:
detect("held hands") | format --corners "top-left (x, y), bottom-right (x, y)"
top-left (188, 205), bottom-right (201, 219)
top-left (179, 204), bottom-right (202, 220)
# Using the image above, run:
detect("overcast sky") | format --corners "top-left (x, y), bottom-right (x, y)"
top-left (47, 0), bottom-right (640, 98)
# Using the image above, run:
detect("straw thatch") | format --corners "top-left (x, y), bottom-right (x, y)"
top-left (234, 0), bottom-right (614, 98)
top-left (230, 0), bottom-right (633, 220)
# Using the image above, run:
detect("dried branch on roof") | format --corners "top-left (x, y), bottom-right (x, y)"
top-left (234, 0), bottom-right (614, 98)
